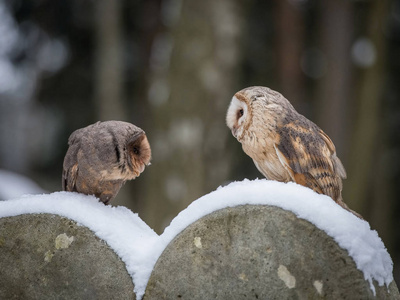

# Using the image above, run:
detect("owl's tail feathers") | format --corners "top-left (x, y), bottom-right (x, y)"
top-left (337, 197), bottom-right (364, 220)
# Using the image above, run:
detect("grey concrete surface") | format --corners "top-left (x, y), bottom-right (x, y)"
top-left (145, 205), bottom-right (399, 300)
top-left (0, 213), bottom-right (135, 300)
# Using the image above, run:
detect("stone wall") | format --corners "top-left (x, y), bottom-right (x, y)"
top-left (145, 205), bottom-right (399, 299)
top-left (0, 214), bottom-right (135, 300)
top-left (0, 206), bottom-right (398, 299)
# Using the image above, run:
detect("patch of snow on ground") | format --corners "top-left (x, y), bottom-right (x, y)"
top-left (0, 179), bottom-right (394, 298)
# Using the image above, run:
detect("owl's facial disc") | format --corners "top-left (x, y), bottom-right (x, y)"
top-left (226, 96), bottom-right (247, 141)
top-left (127, 133), bottom-right (151, 177)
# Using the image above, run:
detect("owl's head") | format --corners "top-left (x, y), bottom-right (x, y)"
top-left (226, 86), bottom-right (292, 142)
top-left (226, 86), bottom-right (273, 139)
top-left (126, 131), bottom-right (152, 178)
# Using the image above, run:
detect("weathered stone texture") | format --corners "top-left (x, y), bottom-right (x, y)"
top-left (0, 214), bottom-right (135, 300)
top-left (145, 205), bottom-right (399, 299)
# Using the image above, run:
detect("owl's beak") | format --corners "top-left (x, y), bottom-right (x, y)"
top-left (231, 126), bottom-right (237, 138)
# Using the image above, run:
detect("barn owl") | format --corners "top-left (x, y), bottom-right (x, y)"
top-left (226, 86), bottom-right (361, 218)
top-left (62, 121), bottom-right (151, 204)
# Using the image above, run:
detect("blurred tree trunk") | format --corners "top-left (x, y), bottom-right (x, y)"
top-left (368, 0), bottom-right (392, 251)
top-left (94, 0), bottom-right (132, 207)
top-left (346, 0), bottom-right (389, 227)
top-left (94, 0), bottom-right (126, 121)
top-left (275, 0), bottom-right (305, 110)
top-left (316, 0), bottom-right (353, 156)
top-left (141, 0), bottom-right (248, 233)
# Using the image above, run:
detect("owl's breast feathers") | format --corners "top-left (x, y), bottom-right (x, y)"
top-left (274, 114), bottom-right (346, 203)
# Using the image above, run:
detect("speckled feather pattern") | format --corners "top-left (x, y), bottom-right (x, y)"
top-left (226, 86), bottom-right (360, 217)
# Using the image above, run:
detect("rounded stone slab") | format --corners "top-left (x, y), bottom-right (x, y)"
top-left (0, 214), bottom-right (135, 300)
top-left (145, 205), bottom-right (399, 299)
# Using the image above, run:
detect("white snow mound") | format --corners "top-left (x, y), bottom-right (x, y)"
top-left (0, 191), bottom-right (159, 298)
top-left (0, 179), bottom-right (394, 299)
top-left (151, 179), bottom-right (393, 296)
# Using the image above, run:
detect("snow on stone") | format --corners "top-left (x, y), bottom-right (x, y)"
top-left (0, 179), bottom-right (394, 299)
top-left (0, 169), bottom-right (46, 200)
top-left (0, 192), bottom-right (159, 299)
top-left (151, 179), bottom-right (393, 296)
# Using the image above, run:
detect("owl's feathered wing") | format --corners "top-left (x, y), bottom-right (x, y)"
top-left (273, 118), bottom-right (346, 204)
top-left (62, 129), bottom-right (83, 192)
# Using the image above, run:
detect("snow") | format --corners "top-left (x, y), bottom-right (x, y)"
top-left (0, 179), bottom-right (394, 298)
top-left (152, 179), bottom-right (393, 296)
top-left (0, 192), bottom-right (159, 298)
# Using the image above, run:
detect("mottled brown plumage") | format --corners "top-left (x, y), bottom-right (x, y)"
top-left (62, 121), bottom-right (151, 204)
top-left (226, 86), bottom-right (361, 218)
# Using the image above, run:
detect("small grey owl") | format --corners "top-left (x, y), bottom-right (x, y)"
top-left (226, 86), bottom-right (361, 218)
top-left (62, 120), bottom-right (151, 204)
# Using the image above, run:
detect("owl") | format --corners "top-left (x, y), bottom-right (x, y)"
top-left (226, 86), bottom-right (361, 218)
top-left (62, 120), bottom-right (151, 204)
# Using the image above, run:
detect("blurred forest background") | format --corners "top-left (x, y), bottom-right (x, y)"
top-left (0, 0), bottom-right (399, 285)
